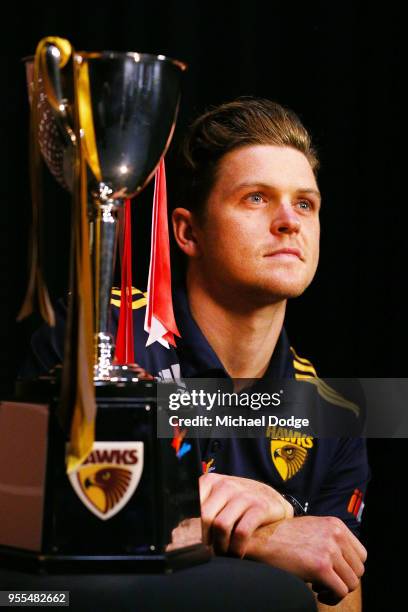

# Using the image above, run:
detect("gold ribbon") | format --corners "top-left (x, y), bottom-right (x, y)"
top-left (77, 62), bottom-right (102, 183)
top-left (20, 36), bottom-right (104, 473)
top-left (65, 104), bottom-right (96, 472)
top-left (66, 47), bottom-right (101, 473)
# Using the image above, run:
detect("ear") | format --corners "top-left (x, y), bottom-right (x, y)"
top-left (172, 207), bottom-right (202, 258)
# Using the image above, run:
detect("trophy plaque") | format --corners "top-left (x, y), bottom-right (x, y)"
top-left (0, 38), bottom-right (210, 572)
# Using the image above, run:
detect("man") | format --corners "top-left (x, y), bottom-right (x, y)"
top-left (170, 98), bottom-right (368, 611)
top-left (22, 98), bottom-right (369, 610)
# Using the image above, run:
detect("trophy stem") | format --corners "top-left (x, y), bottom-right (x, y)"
top-left (91, 184), bottom-right (122, 381)
top-left (91, 183), bottom-right (154, 383)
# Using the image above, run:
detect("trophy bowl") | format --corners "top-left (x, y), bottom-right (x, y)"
top-left (25, 50), bottom-right (186, 196)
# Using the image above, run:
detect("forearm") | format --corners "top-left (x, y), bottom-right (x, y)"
top-left (242, 518), bottom-right (366, 605)
top-left (242, 518), bottom-right (287, 563)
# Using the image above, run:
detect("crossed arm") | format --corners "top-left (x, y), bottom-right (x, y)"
top-left (199, 473), bottom-right (367, 610)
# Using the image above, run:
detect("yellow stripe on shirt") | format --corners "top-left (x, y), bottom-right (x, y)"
top-left (110, 287), bottom-right (147, 309)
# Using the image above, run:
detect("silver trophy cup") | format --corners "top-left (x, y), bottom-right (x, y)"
top-left (26, 47), bottom-right (186, 381)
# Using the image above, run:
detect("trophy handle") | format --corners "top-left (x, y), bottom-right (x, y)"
top-left (43, 44), bottom-right (76, 147)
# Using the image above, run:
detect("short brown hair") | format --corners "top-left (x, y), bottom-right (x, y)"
top-left (177, 97), bottom-right (319, 219)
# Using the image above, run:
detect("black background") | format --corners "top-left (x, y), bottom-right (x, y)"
top-left (1, 2), bottom-right (404, 609)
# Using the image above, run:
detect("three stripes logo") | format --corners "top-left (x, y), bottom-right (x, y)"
top-left (290, 347), bottom-right (360, 418)
top-left (347, 488), bottom-right (365, 522)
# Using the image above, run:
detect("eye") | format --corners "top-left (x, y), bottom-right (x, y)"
top-left (297, 200), bottom-right (313, 211)
top-left (246, 192), bottom-right (267, 205)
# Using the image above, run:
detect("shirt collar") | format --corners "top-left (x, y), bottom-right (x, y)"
top-left (172, 283), bottom-right (295, 380)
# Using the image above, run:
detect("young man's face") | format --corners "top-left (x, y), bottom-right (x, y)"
top-left (189, 144), bottom-right (321, 304)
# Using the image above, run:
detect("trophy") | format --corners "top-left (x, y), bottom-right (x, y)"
top-left (0, 38), bottom-right (210, 571)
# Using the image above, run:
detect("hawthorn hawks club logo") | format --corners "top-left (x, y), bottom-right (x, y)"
top-left (68, 442), bottom-right (144, 520)
top-left (267, 426), bottom-right (314, 482)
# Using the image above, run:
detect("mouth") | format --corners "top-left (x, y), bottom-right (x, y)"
top-left (264, 248), bottom-right (303, 261)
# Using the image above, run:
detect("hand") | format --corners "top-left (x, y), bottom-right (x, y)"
top-left (199, 472), bottom-right (294, 556)
top-left (244, 516), bottom-right (367, 603)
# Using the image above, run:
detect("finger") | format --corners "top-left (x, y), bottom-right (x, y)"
top-left (333, 553), bottom-right (360, 593)
top-left (331, 520), bottom-right (367, 567)
top-left (342, 544), bottom-right (366, 579)
top-left (199, 473), bottom-right (219, 506)
top-left (211, 497), bottom-right (250, 554)
top-left (200, 487), bottom-right (229, 544)
top-left (229, 506), bottom-right (269, 558)
top-left (316, 567), bottom-right (349, 600)
top-left (344, 530), bottom-right (367, 563)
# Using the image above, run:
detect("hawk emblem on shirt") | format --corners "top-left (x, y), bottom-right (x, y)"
top-left (270, 440), bottom-right (308, 481)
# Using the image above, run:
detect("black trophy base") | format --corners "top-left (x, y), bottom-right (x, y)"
top-left (0, 380), bottom-right (210, 574)
top-left (0, 543), bottom-right (212, 574)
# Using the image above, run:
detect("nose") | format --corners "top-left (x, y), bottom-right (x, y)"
top-left (270, 203), bottom-right (301, 235)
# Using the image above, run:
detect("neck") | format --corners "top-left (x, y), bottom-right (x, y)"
top-left (186, 271), bottom-right (286, 380)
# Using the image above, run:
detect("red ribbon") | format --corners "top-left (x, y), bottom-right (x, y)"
top-left (115, 157), bottom-right (180, 364)
top-left (145, 158), bottom-right (180, 347)
top-left (114, 198), bottom-right (134, 364)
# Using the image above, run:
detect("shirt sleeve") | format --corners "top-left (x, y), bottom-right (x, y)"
top-left (308, 437), bottom-right (371, 539)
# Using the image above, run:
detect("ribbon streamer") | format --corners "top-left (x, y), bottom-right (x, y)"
top-left (114, 199), bottom-right (135, 364)
top-left (144, 158), bottom-right (180, 348)
top-left (21, 36), bottom-right (100, 473)
top-left (65, 48), bottom-right (102, 473)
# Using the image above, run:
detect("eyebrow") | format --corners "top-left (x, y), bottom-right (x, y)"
top-left (232, 182), bottom-right (322, 202)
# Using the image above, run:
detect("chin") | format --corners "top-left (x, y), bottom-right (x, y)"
top-left (248, 277), bottom-right (312, 302)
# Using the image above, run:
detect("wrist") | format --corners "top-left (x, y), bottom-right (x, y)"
top-left (281, 493), bottom-right (307, 517)
top-left (278, 492), bottom-right (294, 518)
